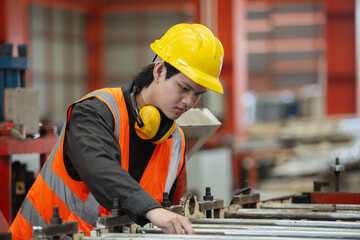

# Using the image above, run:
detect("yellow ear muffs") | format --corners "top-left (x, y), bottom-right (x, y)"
top-left (129, 88), bottom-right (176, 144)
top-left (134, 106), bottom-right (161, 140)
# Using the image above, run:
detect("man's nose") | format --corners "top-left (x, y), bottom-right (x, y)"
top-left (182, 91), bottom-right (196, 107)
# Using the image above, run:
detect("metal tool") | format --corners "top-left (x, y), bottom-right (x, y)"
top-left (91, 198), bottom-right (133, 237)
top-left (32, 206), bottom-right (83, 240)
top-left (182, 191), bottom-right (224, 219)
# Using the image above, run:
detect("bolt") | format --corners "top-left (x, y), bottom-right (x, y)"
top-left (203, 187), bottom-right (214, 219)
top-left (161, 192), bottom-right (171, 208)
top-left (50, 206), bottom-right (62, 225)
top-left (203, 187), bottom-right (213, 201)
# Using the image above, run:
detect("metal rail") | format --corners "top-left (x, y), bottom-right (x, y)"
top-left (82, 233), bottom-right (346, 240)
top-left (135, 226), bottom-right (360, 239)
top-left (190, 223), bottom-right (360, 232)
top-left (225, 208), bottom-right (360, 220)
top-left (190, 218), bottom-right (360, 229)
top-left (260, 203), bottom-right (360, 211)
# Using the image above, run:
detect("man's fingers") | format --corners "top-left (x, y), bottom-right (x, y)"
top-left (179, 218), bottom-right (195, 234)
top-left (162, 223), bottom-right (175, 234)
top-left (174, 222), bottom-right (185, 234)
top-left (145, 208), bottom-right (195, 234)
top-left (164, 216), bottom-right (190, 234)
top-left (182, 222), bottom-right (196, 234)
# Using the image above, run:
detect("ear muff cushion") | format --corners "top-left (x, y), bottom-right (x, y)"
top-left (152, 120), bottom-right (176, 144)
top-left (151, 111), bottom-right (176, 144)
top-left (134, 106), bottom-right (161, 140)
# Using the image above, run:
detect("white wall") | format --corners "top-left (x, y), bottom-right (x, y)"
top-left (186, 148), bottom-right (233, 206)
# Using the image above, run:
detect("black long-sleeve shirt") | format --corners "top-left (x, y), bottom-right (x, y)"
top-left (62, 83), bottom-right (181, 225)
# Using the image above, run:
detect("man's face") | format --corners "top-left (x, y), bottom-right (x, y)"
top-left (154, 64), bottom-right (207, 120)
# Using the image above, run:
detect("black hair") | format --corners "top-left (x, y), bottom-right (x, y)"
top-left (132, 62), bottom-right (180, 92)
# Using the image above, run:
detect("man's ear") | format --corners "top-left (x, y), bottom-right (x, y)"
top-left (153, 61), bottom-right (165, 80)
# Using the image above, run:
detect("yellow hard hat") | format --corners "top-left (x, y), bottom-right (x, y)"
top-left (150, 23), bottom-right (224, 94)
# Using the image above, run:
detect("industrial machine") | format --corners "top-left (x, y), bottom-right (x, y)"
top-left (26, 155), bottom-right (360, 239)
top-left (27, 149), bottom-right (360, 239)
top-left (28, 183), bottom-right (360, 240)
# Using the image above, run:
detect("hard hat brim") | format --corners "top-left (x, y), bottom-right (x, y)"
top-left (168, 60), bottom-right (224, 94)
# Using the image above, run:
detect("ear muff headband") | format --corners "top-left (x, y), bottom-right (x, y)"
top-left (129, 91), bottom-right (144, 127)
top-left (129, 88), bottom-right (176, 144)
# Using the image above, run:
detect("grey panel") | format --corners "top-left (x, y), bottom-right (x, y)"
top-left (146, 12), bottom-right (181, 33)
top-left (248, 32), bottom-right (271, 40)
top-left (73, 43), bottom-right (86, 75)
top-left (53, 40), bottom-right (65, 74)
top-left (105, 44), bottom-right (137, 74)
top-left (248, 53), bottom-right (270, 75)
top-left (273, 3), bottom-right (323, 13)
top-left (73, 12), bottom-right (86, 35)
top-left (274, 25), bottom-right (324, 39)
top-left (274, 51), bottom-right (323, 60)
top-left (247, 11), bottom-right (270, 20)
top-left (29, 4), bottom-right (45, 32)
top-left (106, 13), bottom-right (137, 37)
top-left (31, 39), bottom-right (46, 72)
top-left (53, 8), bottom-right (65, 34)
top-left (275, 72), bottom-right (318, 85)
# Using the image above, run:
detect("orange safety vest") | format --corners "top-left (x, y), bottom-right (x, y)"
top-left (9, 88), bottom-right (186, 240)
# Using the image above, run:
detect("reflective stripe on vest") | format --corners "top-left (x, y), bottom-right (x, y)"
top-left (164, 127), bottom-right (182, 193)
top-left (20, 126), bottom-right (100, 227)
top-left (84, 91), bottom-right (121, 141)
top-left (20, 197), bottom-right (47, 227)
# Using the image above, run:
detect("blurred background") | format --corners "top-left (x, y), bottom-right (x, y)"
top-left (1, 0), bottom-right (360, 214)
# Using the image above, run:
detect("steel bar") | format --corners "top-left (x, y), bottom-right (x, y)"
top-left (82, 232), bottom-right (344, 240)
top-left (190, 218), bottom-right (360, 229)
top-left (232, 193), bottom-right (260, 205)
top-left (199, 199), bottom-right (224, 211)
top-left (136, 227), bottom-right (360, 239)
top-left (97, 215), bottom-right (133, 228)
top-left (32, 221), bottom-right (78, 238)
top-left (190, 223), bottom-right (360, 233)
top-left (261, 203), bottom-right (360, 211)
top-left (225, 208), bottom-right (360, 220)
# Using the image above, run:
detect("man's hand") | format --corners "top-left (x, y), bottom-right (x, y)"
top-left (145, 208), bottom-right (195, 234)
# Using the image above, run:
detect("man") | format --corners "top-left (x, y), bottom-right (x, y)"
top-left (9, 23), bottom-right (224, 239)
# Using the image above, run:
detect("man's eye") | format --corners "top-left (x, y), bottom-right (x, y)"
top-left (181, 86), bottom-right (189, 91)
